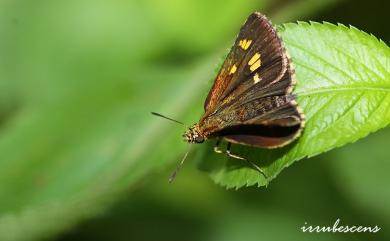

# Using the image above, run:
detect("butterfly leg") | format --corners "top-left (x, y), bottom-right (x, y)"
top-left (225, 143), bottom-right (267, 178)
top-left (213, 138), bottom-right (224, 154)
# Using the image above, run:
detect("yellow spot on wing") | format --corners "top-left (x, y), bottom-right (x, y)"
top-left (229, 64), bottom-right (237, 74)
top-left (243, 40), bottom-right (252, 50)
top-left (248, 53), bottom-right (261, 66)
top-left (239, 39), bottom-right (252, 50)
top-left (253, 73), bottom-right (261, 83)
top-left (250, 60), bottom-right (261, 72)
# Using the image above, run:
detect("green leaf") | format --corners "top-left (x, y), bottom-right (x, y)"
top-left (199, 22), bottom-right (390, 189)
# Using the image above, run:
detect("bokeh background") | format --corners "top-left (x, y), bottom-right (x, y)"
top-left (0, 0), bottom-right (389, 241)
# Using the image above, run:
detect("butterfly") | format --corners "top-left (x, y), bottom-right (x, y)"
top-left (153, 12), bottom-right (304, 182)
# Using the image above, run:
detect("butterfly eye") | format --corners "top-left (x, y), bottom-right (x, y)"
top-left (194, 135), bottom-right (204, 143)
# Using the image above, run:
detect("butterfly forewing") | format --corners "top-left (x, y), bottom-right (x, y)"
top-left (203, 12), bottom-right (288, 115)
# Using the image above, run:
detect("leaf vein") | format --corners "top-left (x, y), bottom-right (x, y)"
top-left (332, 46), bottom-right (386, 81)
top-left (311, 91), bottom-right (365, 138)
top-left (297, 86), bottom-right (390, 96)
top-left (285, 40), bottom-right (358, 83)
top-left (294, 60), bottom-right (338, 85)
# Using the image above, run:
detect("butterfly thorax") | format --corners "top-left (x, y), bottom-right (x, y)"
top-left (183, 124), bottom-right (205, 143)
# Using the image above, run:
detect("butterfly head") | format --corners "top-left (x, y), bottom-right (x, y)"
top-left (183, 124), bottom-right (204, 144)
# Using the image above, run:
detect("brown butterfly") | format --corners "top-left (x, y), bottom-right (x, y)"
top-left (153, 12), bottom-right (304, 182)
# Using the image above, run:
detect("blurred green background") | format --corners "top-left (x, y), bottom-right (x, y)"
top-left (0, 0), bottom-right (389, 241)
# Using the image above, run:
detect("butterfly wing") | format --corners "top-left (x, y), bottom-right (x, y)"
top-left (200, 65), bottom-right (304, 148)
top-left (222, 101), bottom-right (303, 148)
top-left (199, 12), bottom-right (304, 148)
top-left (204, 12), bottom-right (288, 115)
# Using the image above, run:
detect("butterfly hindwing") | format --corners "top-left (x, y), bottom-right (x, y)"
top-left (203, 12), bottom-right (288, 114)
top-left (222, 103), bottom-right (303, 148)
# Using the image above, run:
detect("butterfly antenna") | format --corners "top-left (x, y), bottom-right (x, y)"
top-left (151, 112), bottom-right (184, 125)
top-left (169, 144), bottom-right (192, 183)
